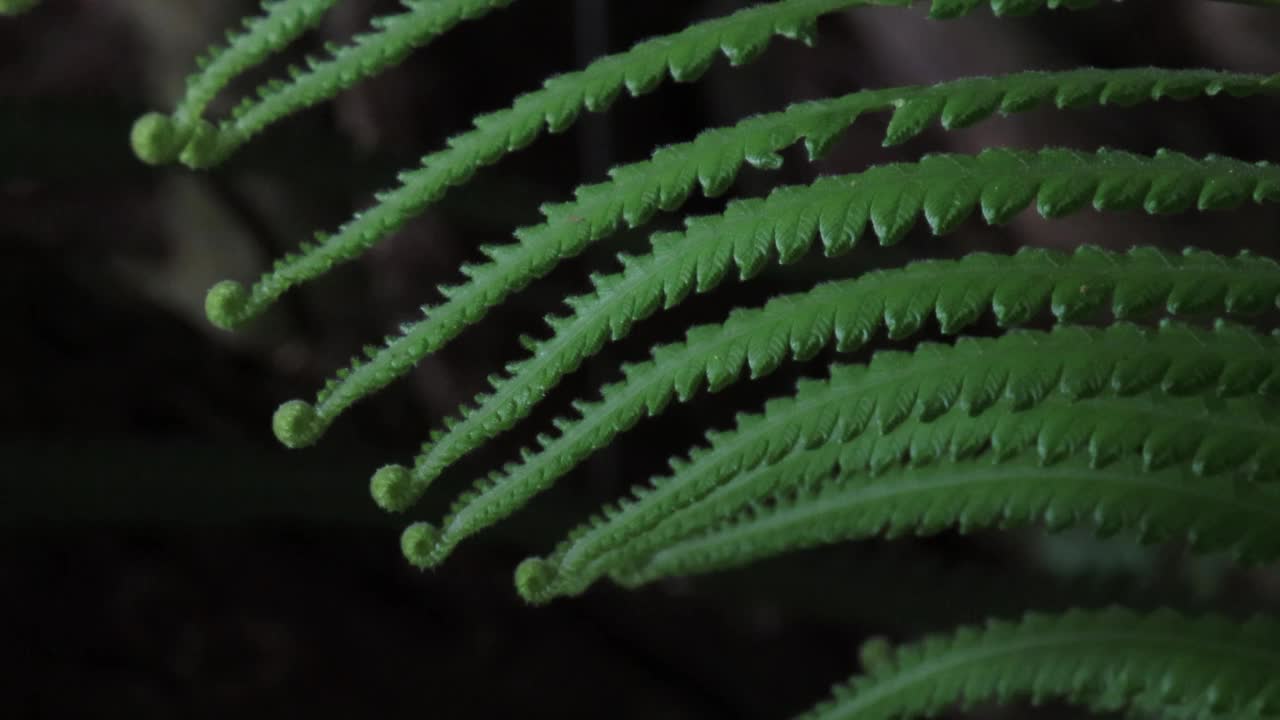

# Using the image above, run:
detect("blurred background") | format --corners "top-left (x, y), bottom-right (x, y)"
top-left (3, 1), bottom-right (1279, 717)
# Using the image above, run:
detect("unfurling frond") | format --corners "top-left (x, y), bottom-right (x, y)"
top-left (607, 427), bottom-right (1280, 590)
top-left (197, 1), bottom-right (1123, 425)
top-left (370, 235), bottom-right (1280, 515)
top-left (519, 347), bottom-right (1280, 602)
top-left (131, 0), bottom-right (339, 165)
top-left (402, 320), bottom-right (1279, 570)
top-left (141, 2), bottom-right (1280, 716)
top-left (794, 609), bottom-right (1280, 720)
top-left (132, 0), bottom-right (516, 167)
top-left (275, 70), bottom-right (1280, 453)
top-left (518, 391), bottom-right (1280, 602)
top-left (345, 146), bottom-right (1280, 505)
top-left (198, 0), bottom-right (887, 334)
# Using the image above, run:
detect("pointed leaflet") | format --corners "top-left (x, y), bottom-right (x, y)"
top-left (131, 0), bottom-right (341, 165)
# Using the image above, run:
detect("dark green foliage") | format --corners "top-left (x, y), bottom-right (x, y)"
top-left (798, 609), bottom-right (1280, 720)
top-left (372, 158), bottom-right (1280, 519)
top-left (517, 323), bottom-right (1280, 602)
top-left (132, 1), bottom-right (1280, 718)
top-left (283, 70), bottom-right (1280, 454)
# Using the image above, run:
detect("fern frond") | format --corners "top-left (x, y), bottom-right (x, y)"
top-left (130, 0), bottom-right (339, 165)
top-left (401, 321), bottom-right (1280, 570)
top-left (371, 235), bottom-right (1280, 515)
top-left (199, 0), bottom-right (1115, 336)
top-left (275, 70), bottom-right (1280, 453)
top-left (614, 451), bottom-right (1280, 588)
top-left (793, 609), bottom-right (1280, 720)
top-left (198, 0), bottom-right (866, 334)
top-left (118, 0), bottom-right (1280, 715)
top-left (133, 0), bottom-right (516, 167)
top-left (518, 391), bottom-right (1279, 602)
top-left (381, 239), bottom-right (1280, 527)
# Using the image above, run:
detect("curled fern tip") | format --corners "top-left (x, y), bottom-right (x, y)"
top-left (130, 113), bottom-right (188, 166)
top-left (401, 522), bottom-right (442, 569)
top-left (370, 464), bottom-right (415, 512)
top-left (515, 558), bottom-right (555, 604)
top-left (858, 636), bottom-right (895, 674)
top-left (272, 400), bottom-right (321, 449)
top-left (204, 280), bottom-right (250, 330)
top-left (124, 4), bottom-right (1280, 713)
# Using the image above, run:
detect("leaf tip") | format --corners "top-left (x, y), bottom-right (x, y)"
top-left (401, 522), bottom-right (443, 569)
top-left (272, 399), bottom-right (322, 449)
top-left (204, 279), bottom-right (250, 330)
top-left (130, 112), bottom-right (187, 166)
top-left (371, 463), bottom-right (416, 513)
top-left (514, 557), bottom-right (556, 604)
top-left (858, 635), bottom-right (894, 674)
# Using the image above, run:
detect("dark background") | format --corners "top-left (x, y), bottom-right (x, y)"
top-left (3, 1), bottom-right (1279, 717)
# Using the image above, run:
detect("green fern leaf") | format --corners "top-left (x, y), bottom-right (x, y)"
top-left (314, 148), bottom-right (1280, 512)
top-left (402, 320), bottom-right (1280, 570)
top-left (611, 449), bottom-right (1280, 588)
top-left (281, 69), bottom-right (1280, 455)
top-left (130, 0), bottom-right (339, 165)
top-left (134, 0), bottom-right (517, 167)
top-left (201, 0), bottom-right (899, 332)
top-left (369, 243), bottom-right (1280, 514)
top-left (790, 609), bottom-right (1280, 720)
top-left (118, 2), bottom-right (1280, 717)
top-left (197, 1), bottom-right (1123, 356)
top-left (517, 391), bottom-right (1279, 602)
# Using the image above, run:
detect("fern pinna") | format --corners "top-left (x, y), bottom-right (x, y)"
top-left (135, 0), bottom-right (1280, 717)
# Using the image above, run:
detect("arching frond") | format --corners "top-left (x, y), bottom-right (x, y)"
top-left (369, 236), bottom-right (1280, 516)
top-left (132, 0), bottom-right (516, 167)
top-left (793, 609), bottom-right (1280, 720)
top-left (197, 0), bottom-right (1113, 340)
top-left (198, 0), bottom-right (887, 332)
top-left (271, 71), bottom-right (1280, 452)
top-left (105, 0), bottom-right (1280, 716)
top-left (400, 321), bottom-right (1280, 570)
top-left (517, 391), bottom-right (1280, 602)
top-left (130, 0), bottom-right (339, 165)
top-left (607, 429), bottom-right (1280, 590)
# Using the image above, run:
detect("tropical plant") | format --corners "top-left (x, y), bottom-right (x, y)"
top-left (131, 0), bottom-right (1280, 717)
